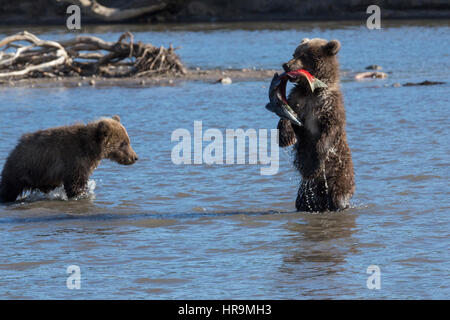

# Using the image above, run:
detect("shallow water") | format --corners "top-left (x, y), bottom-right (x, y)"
top-left (0, 21), bottom-right (449, 299)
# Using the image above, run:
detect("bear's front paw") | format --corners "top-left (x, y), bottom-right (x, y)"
top-left (278, 119), bottom-right (297, 147)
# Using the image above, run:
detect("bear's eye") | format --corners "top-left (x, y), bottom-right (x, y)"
top-left (120, 141), bottom-right (128, 147)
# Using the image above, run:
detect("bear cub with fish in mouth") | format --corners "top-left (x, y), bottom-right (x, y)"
top-left (275, 38), bottom-right (355, 211)
top-left (0, 115), bottom-right (138, 203)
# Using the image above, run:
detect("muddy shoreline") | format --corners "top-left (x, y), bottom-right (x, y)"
top-left (2, 67), bottom-right (446, 89)
top-left (0, 68), bottom-right (278, 88)
top-left (1, 68), bottom-right (446, 89)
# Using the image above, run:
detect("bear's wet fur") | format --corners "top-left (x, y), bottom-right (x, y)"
top-left (0, 115), bottom-right (138, 203)
top-left (277, 38), bottom-right (355, 212)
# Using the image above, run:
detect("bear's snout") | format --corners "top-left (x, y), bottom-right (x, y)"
top-left (129, 153), bottom-right (138, 164)
top-left (118, 156), bottom-right (137, 166)
top-left (124, 149), bottom-right (138, 165)
top-left (130, 148), bottom-right (138, 162)
top-left (283, 58), bottom-right (303, 73)
top-left (108, 146), bottom-right (138, 166)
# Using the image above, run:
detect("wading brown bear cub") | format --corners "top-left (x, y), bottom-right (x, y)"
top-left (0, 115), bottom-right (138, 203)
top-left (277, 38), bottom-right (355, 211)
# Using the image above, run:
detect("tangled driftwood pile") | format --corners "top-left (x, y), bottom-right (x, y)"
top-left (0, 31), bottom-right (186, 79)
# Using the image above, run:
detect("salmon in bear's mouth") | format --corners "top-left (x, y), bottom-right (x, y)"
top-left (279, 69), bottom-right (327, 104)
top-left (266, 69), bottom-right (327, 127)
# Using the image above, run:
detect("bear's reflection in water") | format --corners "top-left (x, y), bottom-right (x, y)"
top-left (280, 211), bottom-right (357, 280)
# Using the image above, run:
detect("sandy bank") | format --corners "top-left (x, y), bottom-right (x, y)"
top-left (0, 68), bottom-right (278, 88)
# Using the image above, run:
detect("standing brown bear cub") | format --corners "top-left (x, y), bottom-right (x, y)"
top-left (0, 115), bottom-right (138, 203)
top-left (273, 38), bottom-right (355, 212)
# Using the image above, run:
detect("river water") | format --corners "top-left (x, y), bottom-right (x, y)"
top-left (0, 21), bottom-right (448, 299)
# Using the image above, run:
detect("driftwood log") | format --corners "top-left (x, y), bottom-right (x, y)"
top-left (56, 0), bottom-right (168, 22)
top-left (0, 31), bottom-right (186, 79)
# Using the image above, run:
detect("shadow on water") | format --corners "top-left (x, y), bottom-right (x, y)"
top-left (0, 197), bottom-right (291, 225)
top-left (0, 195), bottom-right (363, 227)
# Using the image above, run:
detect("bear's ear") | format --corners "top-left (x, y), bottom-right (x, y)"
top-left (97, 120), bottom-right (109, 141)
top-left (323, 40), bottom-right (341, 56)
top-left (112, 115), bottom-right (121, 123)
